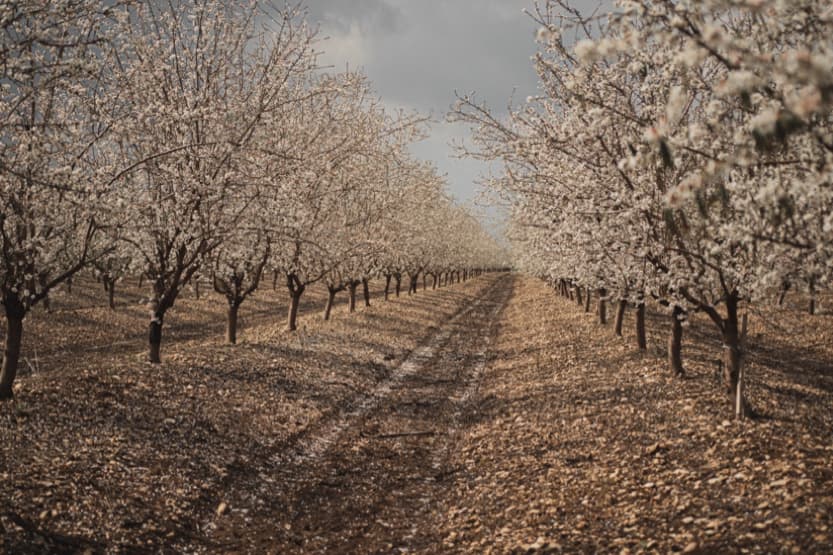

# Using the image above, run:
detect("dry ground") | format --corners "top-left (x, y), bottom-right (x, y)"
top-left (1, 273), bottom-right (832, 554)
top-left (435, 277), bottom-right (833, 554)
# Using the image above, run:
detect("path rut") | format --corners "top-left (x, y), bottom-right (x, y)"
top-left (207, 274), bottom-right (515, 554)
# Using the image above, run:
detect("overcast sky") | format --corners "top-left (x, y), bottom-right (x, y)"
top-left (302, 0), bottom-right (546, 234)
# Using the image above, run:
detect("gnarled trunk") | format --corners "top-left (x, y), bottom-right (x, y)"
top-left (226, 303), bottom-right (239, 344)
top-left (285, 275), bottom-right (305, 332)
top-left (614, 298), bottom-right (626, 336)
top-left (394, 273), bottom-right (402, 297)
top-left (408, 274), bottom-right (418, 295)
top-left (0, 298), bottom-right (25, 400)
top-left (668, 306), bottom-right (684, 376)
top-left (597, 288), bottom-right (607, 325)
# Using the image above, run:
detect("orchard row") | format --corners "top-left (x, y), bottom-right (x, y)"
top-left (452, 0), bottom-right (833, 417)
top-left (0, 1), bottom-right (506, 399)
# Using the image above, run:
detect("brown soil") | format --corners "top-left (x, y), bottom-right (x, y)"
top-left (2, 274), bottom-right (832, 554)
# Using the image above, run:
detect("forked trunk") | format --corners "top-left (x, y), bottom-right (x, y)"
top-left (384, 275), bottom-right (391, 301)
top-left (324, 287), bottom-right (337, 321)
top-left (348, 282), bottom-right (358, 313)
top-left (635, 301), bottom-right (647, 351)
top-left (285, 274), bottom-right (305, 332)
top-left (0, 302), bottom-right (24, 400)
top-left (668, 306), bottom-right (684, 376)
top-left (597, 288), bottom-right (607, 325)
top-left (362, 278), bottom-right (371, 307)
top-left (584, 287), bottom-right (591, 313)
top-left (226, 303), bottom-right (239, 344)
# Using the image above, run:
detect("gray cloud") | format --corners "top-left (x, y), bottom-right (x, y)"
top-left (301, 0), bottom-right (602, 230)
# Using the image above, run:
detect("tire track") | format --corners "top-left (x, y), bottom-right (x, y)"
top-left (203, 274), bottom-right (512, 553)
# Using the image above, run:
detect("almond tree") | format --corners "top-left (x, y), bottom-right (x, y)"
top-left (111, 0), bottom-right (316, 362)
top-left (0, 1), bottom-right (129, 399)
top-left (454, 0), bottom-right (832, 418)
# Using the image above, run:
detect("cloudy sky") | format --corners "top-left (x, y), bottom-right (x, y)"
top-left (302, 0), bottom-right (546, 233)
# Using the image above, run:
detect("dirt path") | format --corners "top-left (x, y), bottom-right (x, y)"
top-left (206, 274), bottom-right (515, 553)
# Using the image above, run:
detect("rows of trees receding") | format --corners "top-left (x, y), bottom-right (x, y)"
top-left (0, 0), bottom-right (507, 399)
top-left (452, 0), bottom-right (832, 418)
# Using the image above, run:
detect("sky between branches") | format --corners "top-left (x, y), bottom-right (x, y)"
top-left (303, 0), bottom-right (586, 236)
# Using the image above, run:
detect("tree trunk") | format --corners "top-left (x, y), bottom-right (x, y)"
top-left (0, 303), bottom-right (24, 400)
top-left (394, 274), bottom-right (402, 297)
top-left (148, 316), bottom-right (163, 364)
top-left (384, 274), bottom-right (391, 301)
top-left (193, 278), bottom-right (200, 300)
top-left (362, 278), bottom-right (371, 307)
top-left (423, 274), bottom-right (427, 291)
top-left (575, 286), bottom-right (583, 306)
top-left (409, 274), bottom-right (418, 295)
top-left (273, 270), bottom-right (279, 291)
top-left (431, 273), bottom-right (437, 290)
top-left (722, 295), bottom-right (750, 418)
top-left (286, 289), bottom-right (304, 331)
top-left (324, 287), bottom-right (337, 321)
top-left (597, 288), bottom-right (607, 325)
top-left (635, 301), bottom-right (647, 351)
top-left (66, 276), bottom-right (73, 295)
top-left (138, 274), bottom-right (144, 289)
top-left (668, 306), bottom-right (684, 376)
top-left (809, 279), bottom-right (816, 315)
top-left (107, 279), bottom-right (116, 310)
top-left (614, 298), bottom-right (626, 336)
top-left (584, 287), bottom-right (591, 313)
top-left (348, 282), bottom-right (357, 313)
top-left (226, 303), bottom-right (239, 344)
top-left (777, 281), bottom-right (790, 305)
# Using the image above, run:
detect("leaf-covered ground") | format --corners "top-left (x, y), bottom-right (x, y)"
top-left (0, 274), bottom-right (496, 553)
top-left (435, 276), bottom-right (833, 554)
top-left (1, 274), bottom-right (832, 553)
